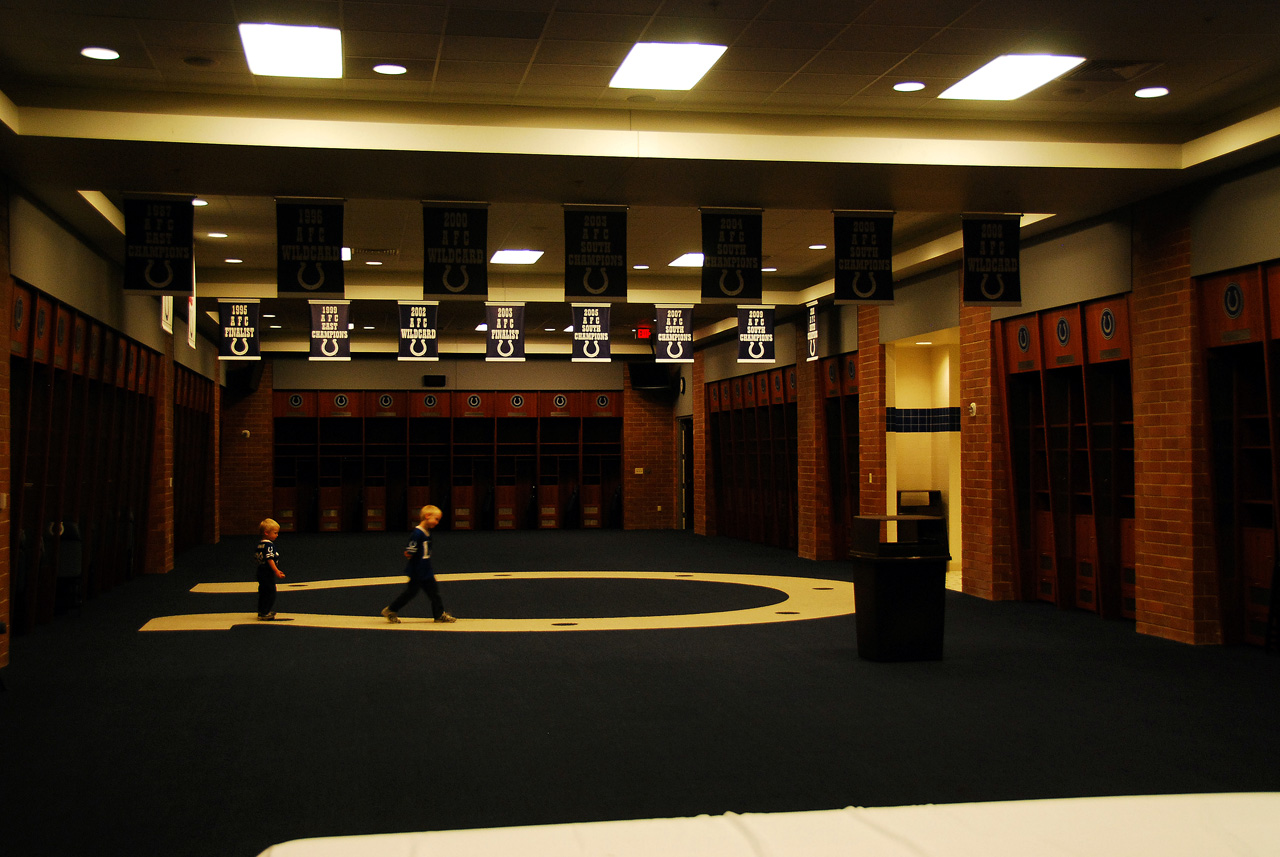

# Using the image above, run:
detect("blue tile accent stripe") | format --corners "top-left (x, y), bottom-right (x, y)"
top-left (886, 406), bottom-right (961, 433)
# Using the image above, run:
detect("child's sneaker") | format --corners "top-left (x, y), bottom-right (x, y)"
top-left (257, 612), bottom-right (277, 621)
top-left (381, 607), bottom-right (401, 624)
top-left (435, 612), bottom-right (457, 623)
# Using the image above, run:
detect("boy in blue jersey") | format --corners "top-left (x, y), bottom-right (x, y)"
top-left (255, 518), bottom-right (285, 620)
top-left (382, 505), bottom-right (456, 624)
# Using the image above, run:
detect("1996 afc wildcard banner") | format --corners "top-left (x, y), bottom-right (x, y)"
top-left (486, 303), bottom-right (524, 362)
top-left (572, 304), bottom-right (610, 362)
top-left (309, 300), bottom-right (350, 361)
top-left (962, 215), bottom-right (1021, 306)
top-left (655, 304), bottom-right (694, 363)
top-left (277, 201), bottom-right (344, 297)
top-left (123, 197), bottom-right (194, 295)
top-left (701, 210), bottom-right (762, 303)
top-left (834, 212), bottom-right (894, 304)
top-left (564, 207), bottom-right (626, 300)
top-left (737, 305), bottom-right (775, 363)
top-left (398, 301), bottom-right (439, 361)
top-left (218, 299), bottom-right (260, 360)
top-left (424, 203), bottom-right (488, 298)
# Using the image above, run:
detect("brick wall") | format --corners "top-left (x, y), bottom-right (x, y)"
top-left (622, 369), bottom-right (678, 529)
top-left (0, 179), bottom-right (11, 667)
top-left (796, 332), bottom-right (833, 560)
top-left (219, 361), bottom-right (274, 535)
top-left (206, 384), bottom-right (220, 544)
top-left (692, 353), bottom-right (715, 535)
top-left (1130, 196), bottom-right (1222, 644)
top-left (857, 307), bottom-right (887, 516)
top-left (959, 304), bottom-right (1016, 600)
top-left (144, 338), bottom-right (175, 574)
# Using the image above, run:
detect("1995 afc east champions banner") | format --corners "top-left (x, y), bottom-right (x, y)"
top-left (398, 301), bottom-right (439, 361)
top-left (962, 215), bottom-right (1022, 306)
top-left (277, 200), bottom-right (344, 297)
top-left (218, 299), bottom-right (260, 360)
top-left (123, 197), bottom-right (194, 295)
top-left (424, 203), bottom-right (488, 298)
top-left (564, 207), bottom-right (626, 300)
top-left (701, 210), bottom-right (762, 303)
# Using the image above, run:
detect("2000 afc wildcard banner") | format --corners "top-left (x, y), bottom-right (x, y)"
top-left (962, 215), bottom-right (1021, 306)
top-left (424, 203), bottom-right (487, 298)
top-left (123, 197), bottom-right (194, 295)
top-left (834, 212), bottom-right (894, 304)
top-left (277, 201), bottom-right (344, 297)
top-left (701, 210), bottom-right (762, 303)
top-left (218, 300), bottom-right (260, 360)
top-left (398, 302), bottom-right (439, 361)
top-left (309, 301), bottom-right (350, 361)
top-left (564, 208), bottom-right (626, 299)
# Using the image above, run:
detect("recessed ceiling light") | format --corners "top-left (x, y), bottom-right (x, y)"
top-left (610, 42), bottom-right (727, 90)
top-left (939, 54), bottom-right (1086, 101)
top-left (475, 323), bottom-right (489, 332)
top-left (491, 249), bottom-right (544, 264)
top-left (633, 264), bottom-right (650, 270)
top-left (269, 324), bottom-right (282, 329)
top-left (225, 258), bottom-right (243, 264)
top-left (238, 23), bottom-right (343, 79)
top-left (543, 327), bottom-right (556, 332)
top-left (192, 199), bottom-right (209, 207)
top-left (893, 81), bottom-right (925, 92)
top-left (1135, 86), bottom-right (1169, 99)
top-left (263, 314), bottom-right (276, 319)
top-left (762, 267), bottom-right (778, 273)
top-left (669, 252), bottom-right (704, 267)
top-left (81, 47), bottom-right (120, 61)
top-left (363, 325), bottom-right (375, 330)
top-left (563, 325), bottom-right (574, 332)
top-left (915, 341), bottom-right (933, 346)
top-left (809, 244), bottom-right (827, 250)
top-left (365, 260), bottom-right (383, 266)
top-left (373, 63), bottom-right (407, 75)
top-left (207, 232), bottom-right (228, 238)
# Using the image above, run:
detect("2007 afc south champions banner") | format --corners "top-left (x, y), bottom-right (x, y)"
top-left (655, 305), bottom-right (694, 363)
top-left (277, 200), bottom-right (344, 297)
top-left (123, 197), bottom-right (194, 295)
top-left (424, 203), bottom-right (488, 298)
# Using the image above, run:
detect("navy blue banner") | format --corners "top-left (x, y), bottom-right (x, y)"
top-left (805, 301), bottom-right (819, 362)
top-left (309, 300), bottom-right (350, 361)
top-left (277, 201), bottom-right (344, 297)
top-left (834, 212), bottom-right (894, 304)
top-left (486, 303), bottom-right (525, 362)
top-left (123, 197), bottom-right (194, 295)
top-left (737, 306), bottom-right (775, 363)
top-left (565, 208), bottom-right (627, 300)
top-left (218, 300), bottom-right (260, 361)
top-left (424, 204), bottom-right (488, 298)
top-left (701, 210), bottom-right (762, 303)
top-left (398, 302), bottom-right (439, 361)
top-left (572, 304), bottom-right (611, 363)
top-left (962, 215), bottom-right (1021, 306)
top-left (654, 305), bottom-right (694, 363)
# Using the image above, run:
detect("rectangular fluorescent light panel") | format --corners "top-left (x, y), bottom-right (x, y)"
top-left (939, 54), bottom-right (1085, 101)
top-left (239, 23), bottom-right (343, 78)
top-left (669, 253), bottom-right (704, 267)
top-left (491, 250), bottom-right (544, 265)
top-left (610, 43), bottom-right (727, 90)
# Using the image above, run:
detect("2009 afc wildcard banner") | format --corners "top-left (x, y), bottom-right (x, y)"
top-left (424, 202), bottom-right (488, 299)
top-left (565, 207), bottom-right (626, 300)
top-left (572, 304), bottom-right (611, 362)
top-left (701, 209), bottom-right (762, 303)
top-left (123, 197), bottom-right (194, 295)
top-left (398, 301), bottom-right (439, 361)
top-left (277, 200), bottom-right (345, 297)
top-left (834, 211), bottom-right (894, 304)
top-left (654, 304), bottom-right (694, 363)
top-left (309, 300), bottom-right (350, 361)
top-left (962, 214), bottom-right (1021, 306)
top-left (218, 299), bottom-right (260, 360)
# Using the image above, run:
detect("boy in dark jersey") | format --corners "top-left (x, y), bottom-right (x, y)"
top-left (382, 505), bottom-right (456, 624)
top-left (255, 518), bottom-right (285, 620)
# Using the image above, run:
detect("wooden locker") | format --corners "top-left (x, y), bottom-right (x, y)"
top-left (1200, 267), bottom-right (1264, 347)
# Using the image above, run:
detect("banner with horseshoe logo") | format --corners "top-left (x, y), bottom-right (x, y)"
top-left (655, 304), bottom-right (694, 364)
top-left (962, 214), bottom-right (1022, 307)
top-left (737, 305), bottom-right (775, 364)
top-left (217, 299), bottom-right (261, 361)
top-left (424, 202), bottom-right (488, 298)
top-left (834, 211), bottom-right (894, 304)
top-left (277, 200), bottom-right (345, 297)
top-left (564, 207), bottom-right (627, 299)
top-left (485, 302), bottom-right (525, 362)
top-left (397, 301), bottom-right (439, 361)
top-left (571, 304), bottom-right (611, 363)
top-left (700, 209), bottom-right (762, 303)
top-left (123, 197), bottom-right (194, 295)
top-left (805, 300), bottom-right (820, 362)
top-left (309, 300), bottom-right (351, 361)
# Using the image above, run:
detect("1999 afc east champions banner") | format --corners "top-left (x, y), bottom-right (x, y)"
top-left (424, 203), bottom-right (488, 298)
top-left (309, 300), bottom-right (350, 361)
top-left (123, 197), bottom-right (194, 295)
top-left (565, 207), bottom-right (626, 300)
top-left (277, 200), bottom-right (344, 297)
top-left (701, 210), bottom-right (762, 303)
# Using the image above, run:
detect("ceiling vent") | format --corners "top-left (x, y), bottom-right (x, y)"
top-left (1062, 60), bottom-right (1161, 83)
top-left (351, 248), bottom-right (400, 258)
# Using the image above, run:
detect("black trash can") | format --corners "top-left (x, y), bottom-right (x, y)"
top-left (850, 514), bottom-right (949, 661)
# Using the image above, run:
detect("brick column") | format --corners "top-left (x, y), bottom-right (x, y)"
top-left (622, 370), bottom-right (677, 529)
top-left (1130, 196), bottom-right (1222, 644)
top-left (0, 179), bottom-right (12, 667)
top-left (219, 361), bottom-right (274, 535)
top-left (858, 307), bottom-right (887, 516)
top-left (960, 304), bottom-right (1016, 599)
top-left (796, 333), bottom-right (833, 559)
top-left (692, 353), bottom-right (715, 535)
top-left (206, 379), bottom-right (221, 544)
top-left (144, 338), bottom-right (175, 574)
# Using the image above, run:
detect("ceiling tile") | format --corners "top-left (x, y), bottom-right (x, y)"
top-left (342, 3), bottom-right (447, 34)
top-left (801, 50), bottom-right (902, 76)
top-left (444, 7), bottom-right (548, 39)
top-left (523, 64), bottom-right (614, 87)
top-left (736, 20), bottom-right (848, 50)
top-left (534, 40), bottom-right (632, 66)
top-left (344, 31), bottom-right (441, 61)
top-left (541, 12), bottom-right (650, 43)
top-left (778, 73), bottom-right (877, 95)
top-left (827, 25), bottom-right (935, 53)
top-left (434, 60), bottom-right (527, 84)
top-left (639, 16), bottom-right (751, 45)
top-left (440, 35), bottom-right (537, 64)
top-left (858, 0), bottom-right (984, 29)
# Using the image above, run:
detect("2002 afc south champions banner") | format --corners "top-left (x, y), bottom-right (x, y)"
top-left (123, 197), bottom-right (194, 295)
top-left (277, 200), bottom-right (345, 297)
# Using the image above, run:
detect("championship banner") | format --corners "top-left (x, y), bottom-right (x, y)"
top-left (701, 209), bottom-right (763, 303)
top-left (485, 303), bottom-right (524, 362)
top-left (654, 304), bottom-right (694, 363)
top-left (123, 197), bottom-right (194, 295)
top-left (187, 292), bottom-right (197, 349)
top-left (397, 301), bottom-right (439, 361)
top-left (737, 305), bottom-right (775, 364)
top-left (572, 304), bottom-right (611, 363)
top-left (834, 211), bottom-right (894, 304)
top-left (277, 200), bottom-right (345, 297)
top-left (218, 299), bottom-right (261, 361)
top-left (962, 215), bottom-right (1022, 306)
top-left (565, 207), bottom-right (627, 300)
top-left (309, 300), bottom-right (350, 361)
top-left (161, 296), bottom-right (174, 334)
top-left (805, 300), bottom-right (820, 362)
top-left (424, 202), bottom-right (488, 298)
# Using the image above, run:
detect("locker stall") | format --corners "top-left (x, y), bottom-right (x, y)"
top-left (452, 392), bottom-right (496, 530)
top-left (317, 392), bottom-right (364, 532)
top-left (408, 392), bottom-right (451, 527)
top-left (539, 393), bottom-right (581, 529)
top-left (273, 392), bottom-right (317, 533)
top-left (363, 392), bottom-right (407, 532)
top-left (824, 355), bottom-right (859, 559)
top-left (174, 366), bottom-right (215, 555)
top-left (582, 392), bottom-right (623, 528)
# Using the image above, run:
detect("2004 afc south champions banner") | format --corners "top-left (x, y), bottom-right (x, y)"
top-left (277, 200), bottom-right (345, 297)
top-left (565, 207), bottom-right (626, 300)
top-left (218, 299), bottom-right (260, 360)
top-left (123, 197), bottom-right (194, 295)
top-left (834, 212), bottom-right (894, 304)
top-left (701, 209), bottom-right (762, 303)
top-left (424, 203), bottom-right (488, 298)
top-left (962, 215), bottom-right (1022, 306)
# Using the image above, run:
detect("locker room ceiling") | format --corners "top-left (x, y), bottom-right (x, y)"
top-left (3, 0), bottom-right (1280, 351)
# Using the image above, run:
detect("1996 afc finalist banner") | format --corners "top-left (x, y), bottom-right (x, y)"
top-left (834, 211), bottom-right (894, 304)
top-left (962, 215), bottom-right (1021, 306)
top-left (486, 303), bottom-right (524, 362)
top-left (424, 203), bottom-right (488, 299)
top-left (277, 200), bottom-right (344, 297)
top-left (309, 300), bottom-right (350, 361)
top-left (701, 209), bottom-right (762, 303)
top-left (218, 299), bottom-right (260, 360)
top-left (123, 197), bottom-right (194, 295)
top-left (398, 301), bottom-right (439, 361)
top-left (564, 207), bottom-right (627, 300)
top-left (572, 304), bottom-right (611, 362)
top-left (654, 304), bottom-right (694, 363)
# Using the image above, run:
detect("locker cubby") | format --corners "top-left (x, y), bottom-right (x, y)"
top-left (825, 355), bottom-right (858, 560)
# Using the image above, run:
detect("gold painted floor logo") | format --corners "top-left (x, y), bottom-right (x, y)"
top-left (140, 571), bottom-right (855, 633)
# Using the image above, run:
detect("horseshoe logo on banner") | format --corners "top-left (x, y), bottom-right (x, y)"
top-left (748, 340), bottom-right (766, 360)
top-left (144, 259), bottom-right (175, 289)
top-left (583, 268), bottom-right (609, 295)
top-left (321, 338), bottom-right (340, 357)
top-left (496, 338), bottom-right (515, 358)
top-left (582, 340), bottom-right (600, 359)
top-left (718, 269), bottom-right (744, 297)
top-left (666, 340), bottom-right (684, 360)
top-left (297, 262), bottom-right (325, 291)
top-left (230, 338), bottom-right (250, 356)
top-left (980, 273), bottom-right (1005, 301)
top-left (808, 339), bottom-right (818, 358)
top-left (852, 271), bottom-right (877, 299)
top-left (443, 265), bottom-right (469, 293)
top-left (409, 338), bottom-right (429, 357)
